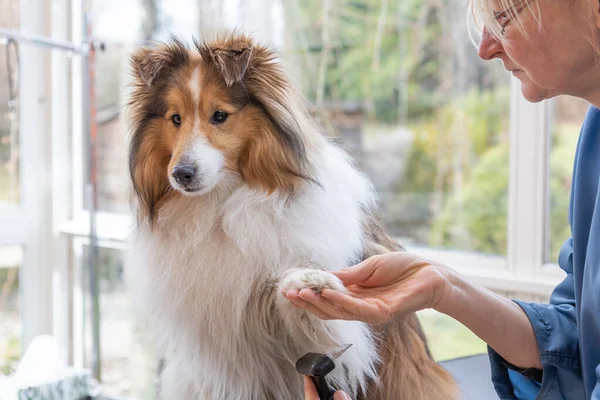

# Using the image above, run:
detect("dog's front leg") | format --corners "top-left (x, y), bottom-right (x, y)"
top-left (274, 267), bottom-right (378, 396)
top-left (276, 267), bottom-right (348, 374)
top-left (276, 267), bottom-right (347, 334)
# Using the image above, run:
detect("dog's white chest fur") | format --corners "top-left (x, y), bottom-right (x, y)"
top-left (125, 145), bottom-right (380, 399)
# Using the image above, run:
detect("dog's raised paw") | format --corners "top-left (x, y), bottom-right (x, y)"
top-left (279, 268), bottom-right (346, 294)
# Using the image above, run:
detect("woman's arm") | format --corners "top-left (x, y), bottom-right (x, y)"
top-left (284, 251), bottom-right (541, 370)
top-left (436, 269), bottom-right (542, 370)
top-left (286, 239), bottom-right (585, 398)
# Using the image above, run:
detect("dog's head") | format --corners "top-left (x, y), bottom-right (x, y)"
top-left (127, 33), bottom-right (316, 225)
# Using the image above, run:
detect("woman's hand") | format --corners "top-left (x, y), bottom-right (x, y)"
top-left (288, 251), bottom-right (542, 370)
top-left (304, 376), bottom-right (351, 400)
top-left (283, 252), bottom-right (455, 324)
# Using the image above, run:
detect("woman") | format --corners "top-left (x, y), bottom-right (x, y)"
top-left (289, 0), bottom-right (600, 399)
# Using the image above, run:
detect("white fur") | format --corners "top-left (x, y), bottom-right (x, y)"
top-left (190, 67), bottom-right (201, 104)
top-left (278, 268), bottom-right (346, 294)
top-left (169, 137), bottom-right (225, 195)
top-left (125, 137), bottom-right (382, 399)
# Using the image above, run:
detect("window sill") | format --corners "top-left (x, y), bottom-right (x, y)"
top-left (408, 245), bottom-right (564, 296)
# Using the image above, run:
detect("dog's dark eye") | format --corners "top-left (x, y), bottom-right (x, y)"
top-left (210, 110), bottom-right (229, 124)
top-left (171, 114), bottom-right (181, 127)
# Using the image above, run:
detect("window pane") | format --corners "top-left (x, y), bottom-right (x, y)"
top-left (282, 1), bottom-right (511, 256)
top-left (546, 96), bottom-right (589, 264)
top-left (89, 0), bottom-right (205, 213)
top-left (83, 246), bottom-right (157, 399)
top-left (0, 246), bottom-right (23, 375)
top-left (88, 0), bottom-right (511, 256)
top-left (94, 44), bottom-right (132, 213)
top-left (0, 0), bottom-right (21, 207)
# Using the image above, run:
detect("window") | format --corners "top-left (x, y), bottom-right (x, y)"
top-left (79, 244), bottom-right (158, 398)
top-left (89, 0), bottom-right (148, 214)
top-left (280, 0), bottom-right (511, 257)
top-left (546, 95), bottom-right (589, 264)
top-left (75, 240), bottom-right (159, 400)
top-left (0, 0), bottom-right (23, 377)
top-left (72, 0), bottom-right (558, 376)
top-left (0, 246), bottom-right (23, 375)
top-left (94, 44), bottom-right (132, 214)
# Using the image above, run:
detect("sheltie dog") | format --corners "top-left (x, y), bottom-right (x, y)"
top-left (124, 31), bottom-right (458, 400)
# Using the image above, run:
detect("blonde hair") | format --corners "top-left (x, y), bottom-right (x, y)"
top-left (466, 0), bottom-right (542, 44)
top-left (467, 0), bottom-right (600, 57)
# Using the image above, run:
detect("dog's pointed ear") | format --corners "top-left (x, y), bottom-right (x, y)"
top-left (196, 37), bottom-right (254, 86)
top-left (130, 38), bottom-right (190, 86)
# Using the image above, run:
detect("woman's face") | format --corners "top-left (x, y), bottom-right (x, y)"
top-left (478, 0), bottom-right (600, 103)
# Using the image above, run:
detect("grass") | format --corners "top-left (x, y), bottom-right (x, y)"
top-left (417, 309), bottom-right (488, 362)
top-left (0, 167), bottom-right (18, 205)
top-left (0, 169), bottom-right (8, 199)
top-left (0, 334), bottom-right (20, 376)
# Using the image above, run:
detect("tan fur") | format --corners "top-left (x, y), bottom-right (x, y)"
top-left (128, 34), bottom-right (316, 226)
top-left (127, 32), bottom-right (459, 399)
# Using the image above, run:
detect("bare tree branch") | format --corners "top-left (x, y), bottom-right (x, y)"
top-left (371, 0), bottom-right (389, 72)
top-left (0, 268), bottom-right (17, 312)
top-left (289, 0), bottom-right (316, 77)
top-left (316, 0), bottom-right (333, 107)
top-left (396, 3), bottom-right (409, 124)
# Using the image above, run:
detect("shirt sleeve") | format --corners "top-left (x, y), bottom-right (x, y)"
top-left (592, 365), bottom-right (600, 399)
top-left (487, 237), bottom-right (586, 400)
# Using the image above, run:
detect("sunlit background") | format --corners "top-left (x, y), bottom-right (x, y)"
top-left (0, 0), bottom-right (588, 398)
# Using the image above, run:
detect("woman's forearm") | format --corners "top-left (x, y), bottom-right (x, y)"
top-left (435, 269), bottom-right (542, 370)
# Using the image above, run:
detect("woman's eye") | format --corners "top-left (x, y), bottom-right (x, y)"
top-left (210, 110), bottom-right (229, 124)
top-left (171, 114), bottom-right (181, 127)
top-left (494, 11), bottom-right (509, 27)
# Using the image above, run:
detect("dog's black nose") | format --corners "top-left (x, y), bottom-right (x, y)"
top-left (172, 165), bottom-right (196, 185)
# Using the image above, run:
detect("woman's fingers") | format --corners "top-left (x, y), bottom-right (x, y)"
top-left (284, 290), bottom-right (334, 320)
top-left (320, 288), bottom-right (390, 324)
top-left (296, 289), bottom-right (362, 321)
top-left (295, 288), bottom-right (389, 324)
top-left (304, 376), bottom-right (320, 400)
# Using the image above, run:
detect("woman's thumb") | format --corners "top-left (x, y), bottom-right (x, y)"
top-left (332, 256), bottom-right (378, 286)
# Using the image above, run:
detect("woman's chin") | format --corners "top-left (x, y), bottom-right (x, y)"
top-left (520, 82), bottom-right (551, 103)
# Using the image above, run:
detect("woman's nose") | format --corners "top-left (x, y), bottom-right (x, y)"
top-left (478, 27), bottom-right (503, 60)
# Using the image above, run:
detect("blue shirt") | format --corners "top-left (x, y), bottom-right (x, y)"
top-left (488, 104), bottom-right (600, 400)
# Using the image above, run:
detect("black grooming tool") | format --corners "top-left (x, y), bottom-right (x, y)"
top-left (295, 343), bottom-right (352, 400)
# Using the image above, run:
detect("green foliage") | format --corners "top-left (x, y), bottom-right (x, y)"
top-left (1, 335), bottom-right (20, 375)
top-left (404, 87), bottom-right (509, 189)
top-left (428, 117), bottom-right (580, 257)
top-left (0, 168), bottom-right (8, 202)
top-left (383, 88), bottom-right (509, 244)
top-left (283, 0), bottom-right (461, 123)
top-left (429, 142), bottom-right (509, 254)
top-left (548, 123), bottom-right (579, 260)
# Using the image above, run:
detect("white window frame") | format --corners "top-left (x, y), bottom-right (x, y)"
top-left (10, 0), bottom-right (56, 356)
top-left (0, 0), bottom-right (84, 365)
